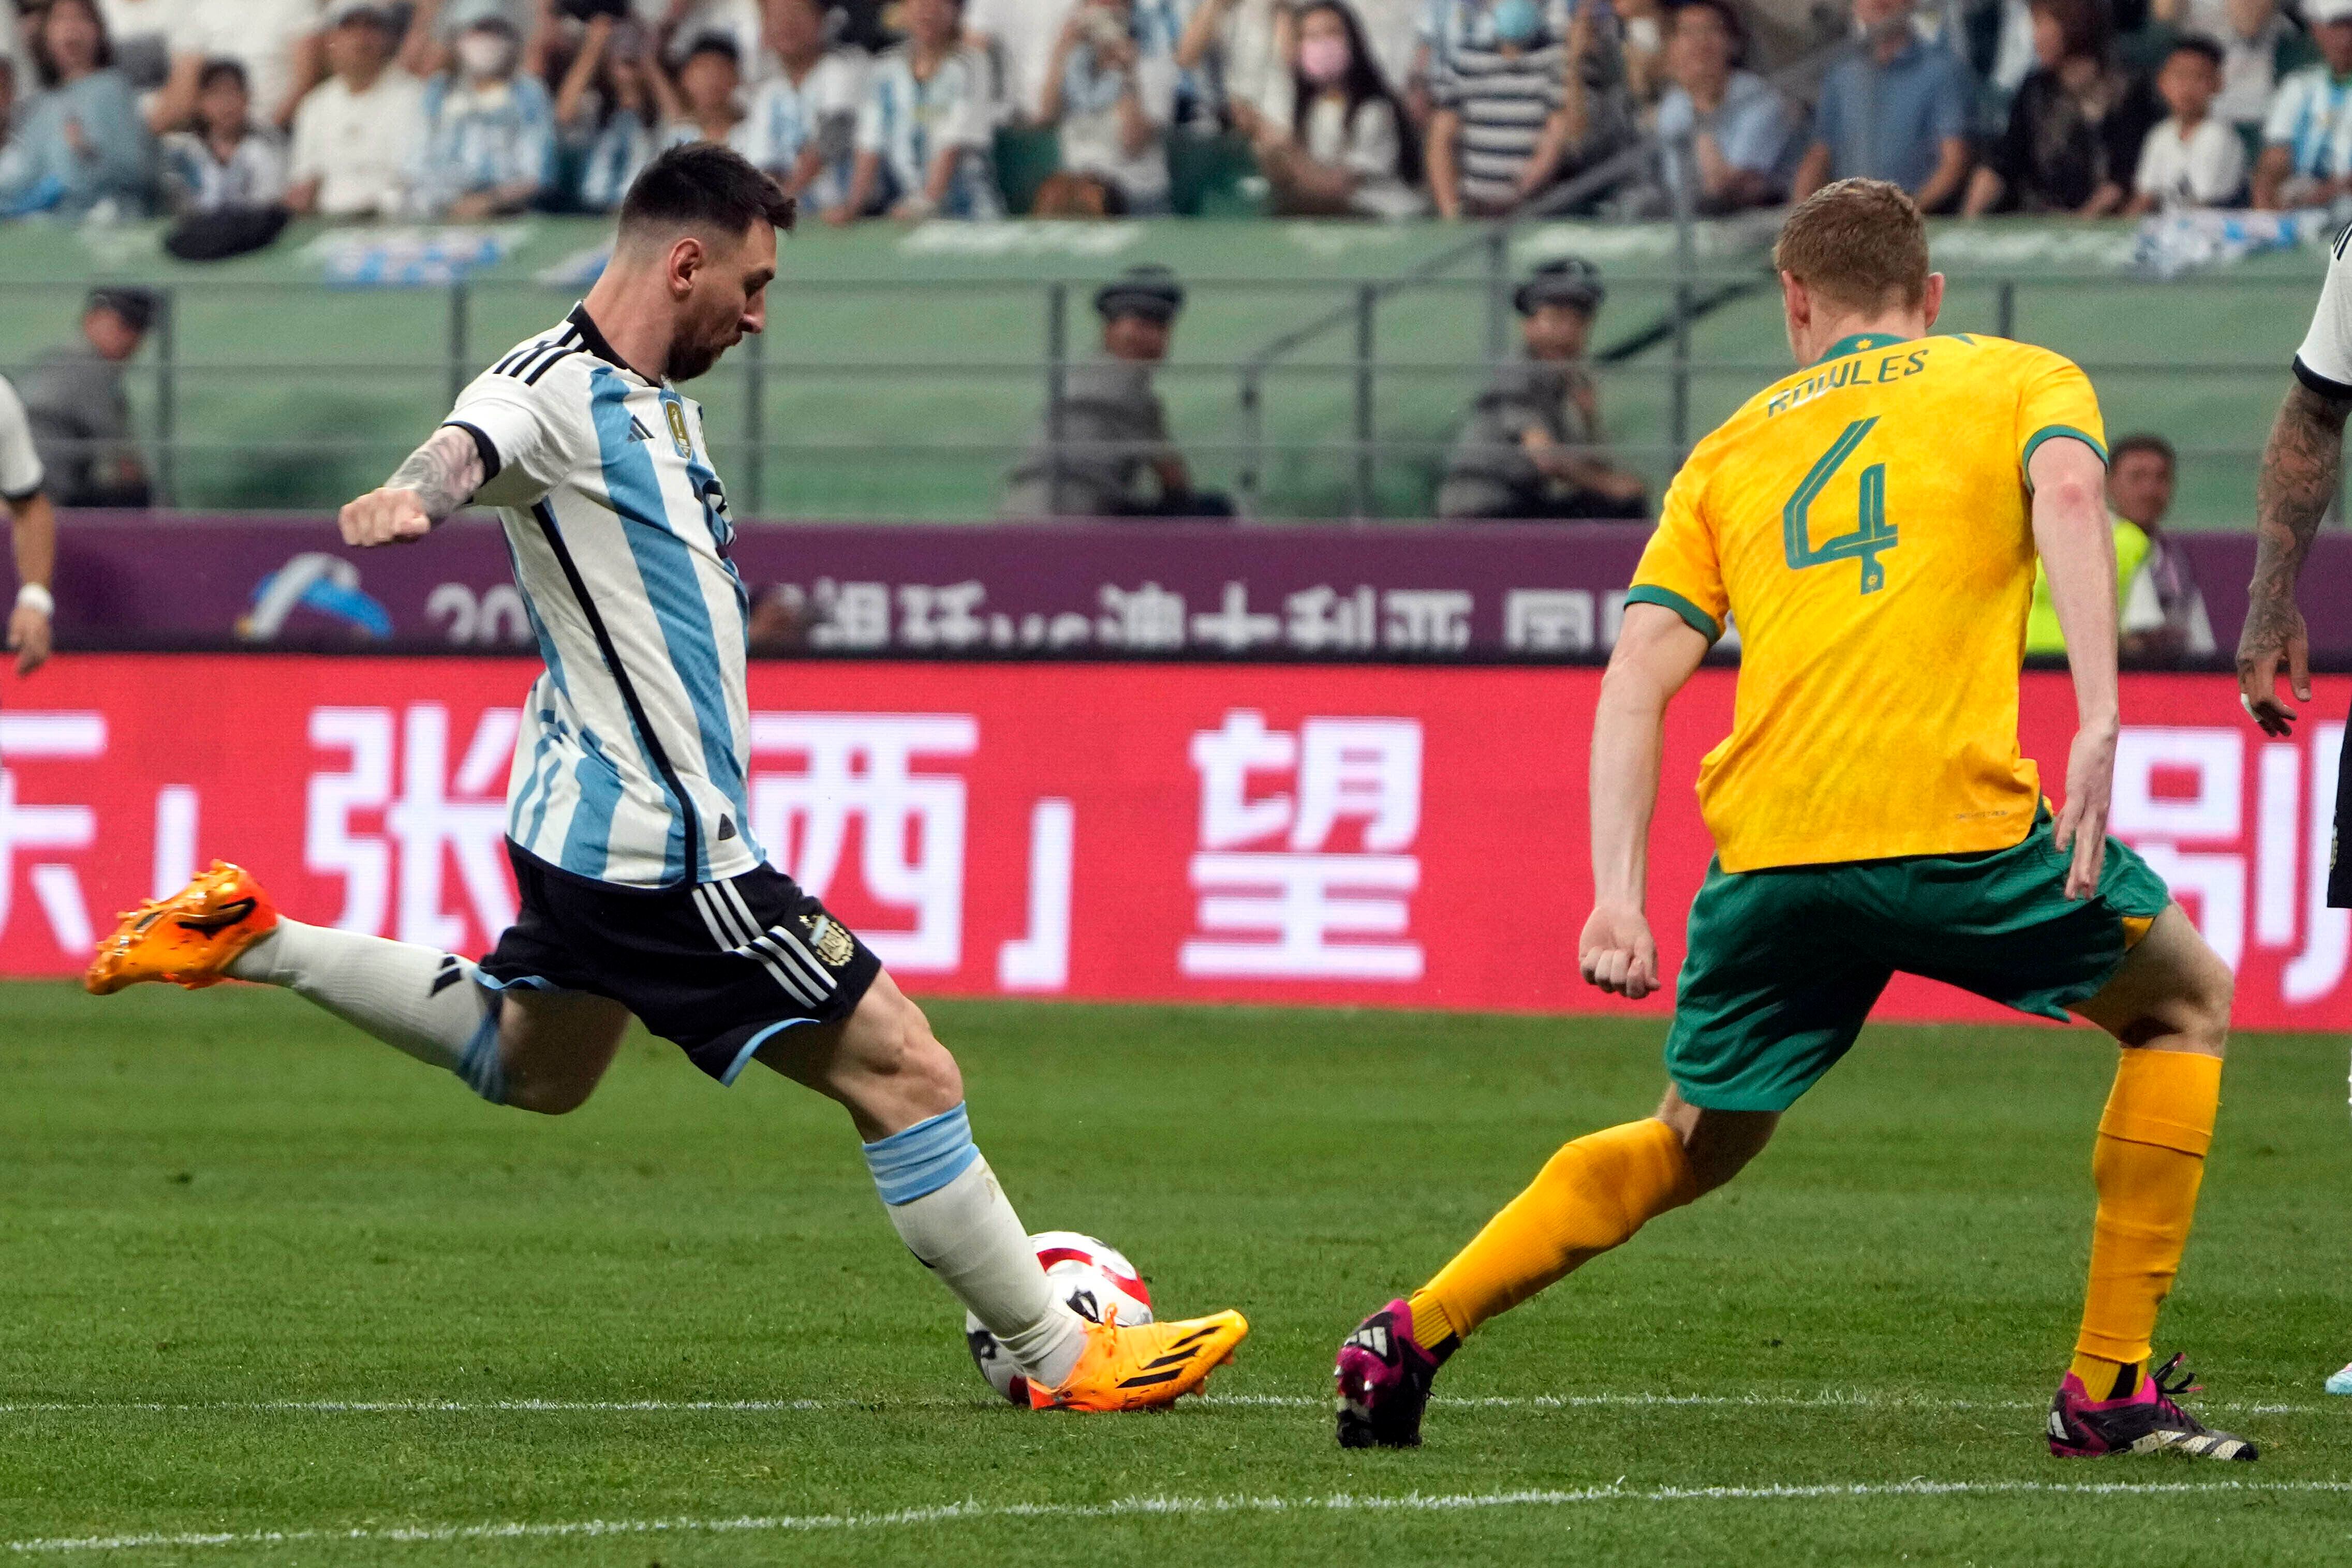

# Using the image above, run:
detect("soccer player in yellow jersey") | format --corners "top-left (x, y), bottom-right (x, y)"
top-left (1334, 179), bottom-right (2254, 1461)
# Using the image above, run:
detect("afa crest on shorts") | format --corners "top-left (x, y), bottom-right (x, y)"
top-left (803, 913), bottom-right (856, 968)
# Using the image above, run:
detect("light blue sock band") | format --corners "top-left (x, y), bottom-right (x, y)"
top-left (456, 1011), bottom-right (508, 1106)
top-left (863, 1103), bottom-right (979, 1205)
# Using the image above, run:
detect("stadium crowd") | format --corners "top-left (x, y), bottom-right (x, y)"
top-left (0, 0), bottom-right (2330, 224)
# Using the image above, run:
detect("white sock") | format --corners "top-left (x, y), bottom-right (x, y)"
top-left (226, 919), bottom-right (507, 1102)
top-left (864, 1104), bottom-right (1086, 1386)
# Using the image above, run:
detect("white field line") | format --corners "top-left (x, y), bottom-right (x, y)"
top-left (12, 1480), bottom-right (2352, 1556)
top-left (0, 1392), bottom-right (2330, 1416)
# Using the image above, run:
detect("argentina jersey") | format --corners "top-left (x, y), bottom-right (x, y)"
top-left (443, 305), bottom-right (759, 890)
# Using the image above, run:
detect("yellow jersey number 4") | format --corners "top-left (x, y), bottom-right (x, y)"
top-left (1783, 416), bottom-right (1898, 595)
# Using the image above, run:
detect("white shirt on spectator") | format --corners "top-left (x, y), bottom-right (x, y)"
top-left (176, 0), bottom-right (327, 121)
top-left (2133, 114), bottom-right (2246, 206)
top-left (1055, 34), bottom-right (1178, 205)
top-left (161, 128), bottom-right (290, 210)
top-left (290, 68), bottom-right (425, 217)
top-left (968, 0), bottom-right (1081, 123)
top-left (2262, 62), bottom-right (2352, 179)
top-left (2175, 0), bottom-right (2290, 126)
top-left (856, 44), bottom-right (992, 198)
top-left (742, 49), bottom-right (867, 176)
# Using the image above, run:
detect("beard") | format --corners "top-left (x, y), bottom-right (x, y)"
top-left (664, 333), bottom-right (729, 383)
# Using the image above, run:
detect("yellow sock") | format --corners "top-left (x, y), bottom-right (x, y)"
top-left (2073, 1048), bottom-right (2222, 1386)
top-left (1407, 1118), bottom-right (1697, 1351)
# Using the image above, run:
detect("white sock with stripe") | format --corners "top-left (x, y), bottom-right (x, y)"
top-left (225, 920), bottom-right (508, 1102)
top-left (864, 1104), bottom-right (1087, 1387)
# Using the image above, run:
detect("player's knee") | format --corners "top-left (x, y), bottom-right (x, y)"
top-left (505, 1074), bottom-right (597, 1116)
top-left (2118, 944), bottom-right (2234, 1058)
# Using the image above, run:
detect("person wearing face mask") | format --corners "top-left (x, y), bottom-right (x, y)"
top-left (1437, 258), bottom-right (1649, 520)
top-left (1241, 0), bottom-right (1423, 217)
top-left (417, 15), bottom-right (559, 217)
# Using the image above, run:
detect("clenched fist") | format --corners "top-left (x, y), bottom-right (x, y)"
top-left (338, 486), bottom-right (434, 548)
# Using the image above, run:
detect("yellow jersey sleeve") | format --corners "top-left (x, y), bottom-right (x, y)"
top-left (2013, 345), bottom-right (2107, 480)
top-left (1627, 454), bottom-right (1726, 642)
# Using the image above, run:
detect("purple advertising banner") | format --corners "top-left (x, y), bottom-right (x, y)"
top-left (21, 512), bottom-right (2331, 662)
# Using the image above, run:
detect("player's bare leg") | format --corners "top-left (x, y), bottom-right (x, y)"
top-left (1336, 1088), bottom-right (1776, 1448)
top-left (2046, 904), bottom-right (2252, 1459)
top-left (756, 970), bottom-right (1248, 1411)
top-left (85, 861), bottom-right (634, 1115)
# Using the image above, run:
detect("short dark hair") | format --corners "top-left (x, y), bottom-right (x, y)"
top-left (2109, 433), bottom-right (2176, 469)
top-left (681, 30), bottom-right (741, 65)
top-left (2168, 34), bottom-right (2225, 70)
top-left (197, 57), bottom-right (248, 94)
top-left (617, 142), bottom-right (796, 245)
top-left (1671, 0), bottom-right (1746, 62)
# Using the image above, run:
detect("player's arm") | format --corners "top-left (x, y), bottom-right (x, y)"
top-left (7, 489), bottom-right (55, 676)
top-left (1580, 602), bottom-right (1708, 999)
top-left (338, 425), bottom-right (486, 548)
top-left (2240, 380), bottom-right (2349, 734)
top-left (2029, 434), bottom-right (2119, 899)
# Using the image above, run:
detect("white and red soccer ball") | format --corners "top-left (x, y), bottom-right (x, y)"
top-left (965, 1231), bottom-right (1153, 1405)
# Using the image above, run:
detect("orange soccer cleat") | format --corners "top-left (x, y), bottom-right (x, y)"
top-left (83, 861), bottom-right (278, 995)
top-left (1026, 1306), bottom-right (1250, 1412)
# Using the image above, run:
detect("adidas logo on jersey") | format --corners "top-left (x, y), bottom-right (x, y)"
top-left (627, 416), bottom-right (656, 443)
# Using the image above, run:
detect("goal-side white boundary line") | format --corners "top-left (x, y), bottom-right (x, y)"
top-left (0, 1392), bottom-right (2326, 1416)
top-left (12, 1480), bottom-right (2352, 1555)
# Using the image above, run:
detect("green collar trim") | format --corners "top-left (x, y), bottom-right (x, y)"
top-left (1810, 332), bottom-right (1910, 367)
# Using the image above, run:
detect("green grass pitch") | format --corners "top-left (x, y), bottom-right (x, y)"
top-left (2, 980), bottom-right (2348, 1565)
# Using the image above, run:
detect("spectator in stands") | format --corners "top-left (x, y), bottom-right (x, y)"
top-left (2108, 433), bottom-right (2215, 663)
top-left (288, 2), bottom-right (424, 219)
top-left (1424, 0), bottom-right (1631, 219)
top-left (1962, 0), bottom-right (2161, 215)
top-left (661, 33), bottom-right (752, 148)
top-left (967, 0), bottom-right (1079, 125)
top-left (1173, 0), bottom-right (1290, 130)
top-left (742, 0), bottom-right (867, 209)
top-left (2153, 0), bottom-right (2295, 133)
top-left (158, 0), bottom-right (336, 134)
top-left (2254, 0), bottom-right (2352, 210)
top-left (1003, 265), bottom-right (1233, 519)
top-left (834, 0), bottom-right (1000, 219)
top-left (417, 14), bottom-right (557, 217)
top-left (1652, 0), bottom-right (1797, 213)
top-left (1612, 0), bottom-right (1668, 115)
top-left (161, 61), bottom-right (291, 214)
top-left (658, 0), bottom-right (771, 86)
top-left (558, 13), bottom-right (677, 211)
top-left (4, 0), bottom-right (156, 220)
top-left (2127, 35), bottom-right (2247, 211)
top-left (1237, 0), bottom-right (1424, 217)
top-left (1038, 0), bottom-right (1179, 214)
top-left (1436, 258), bottom-right (1648, 521)
top-left (1792, 0), bottom-right (1973, 212)
top-left (24, 286), bottom-right (155, 509)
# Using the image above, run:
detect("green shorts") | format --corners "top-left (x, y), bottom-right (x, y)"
top-left (1664, 810), bottom-right (2171, 1113)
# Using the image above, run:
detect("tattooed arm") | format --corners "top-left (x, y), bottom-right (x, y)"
top-left (2239, 380), bottom-right (2351, 736)
top-left (336, 425), bottom-right (487, 548)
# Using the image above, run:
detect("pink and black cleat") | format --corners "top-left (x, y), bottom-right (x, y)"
top-left (2047, 1353), bottom-right (2257, 1461)
top-left (1335, 1298), bottom-right (1452, 1449)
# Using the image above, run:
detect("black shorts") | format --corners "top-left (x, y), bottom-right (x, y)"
top-left (479, 842), bottom-right (882, 1085)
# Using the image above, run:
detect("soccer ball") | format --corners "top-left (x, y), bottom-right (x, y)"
top-left (965, 1231), bottom-right (1153, 1405)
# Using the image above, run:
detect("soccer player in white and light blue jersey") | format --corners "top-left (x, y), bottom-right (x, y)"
top-left (85, 143), bottom-right (1247, 1413)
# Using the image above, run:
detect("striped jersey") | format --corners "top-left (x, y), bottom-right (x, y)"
top-left (443, 306), bottom-right (761, 890)
top-left (2261, 64), bottom-right (2352, 178)
top-left (856, 44), bottom-right (995, 200)
top-left (417, 72), bottom-right (557, 211)
top-left (1425, 0), bottom-right (1572, 209)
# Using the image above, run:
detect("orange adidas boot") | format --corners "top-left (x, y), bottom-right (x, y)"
top-left (84, 862), bottom-right (278, 995)
top-left (1026, 1307), bottom-right (1249, 1412)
